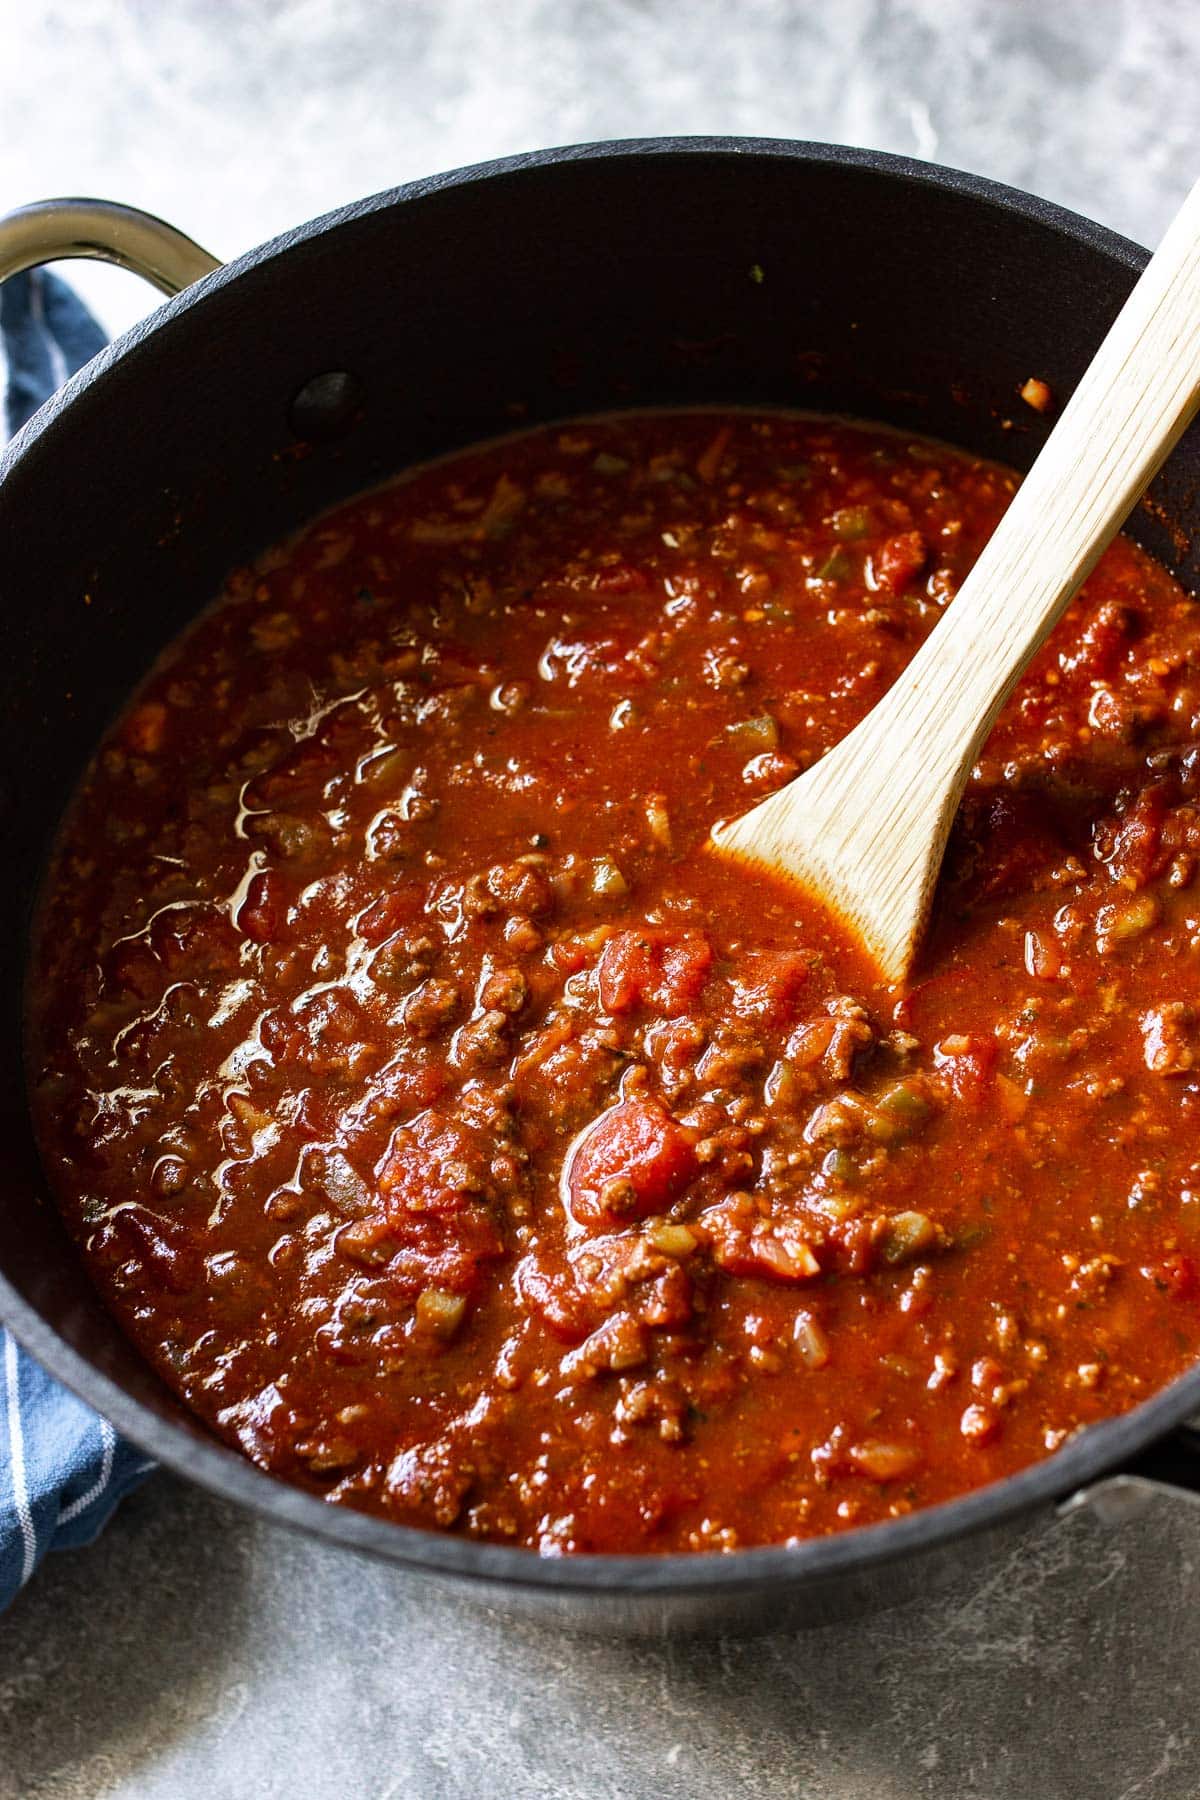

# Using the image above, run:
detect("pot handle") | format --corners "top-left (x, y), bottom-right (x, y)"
top-left (0, 198), bottom-right (220, 296)
top-left (1062, 1424), bottom-right (1200, 1526)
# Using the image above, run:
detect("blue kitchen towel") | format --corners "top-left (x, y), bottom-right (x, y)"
top-left (1, 269), bottom-right (155, 1611)
top-left (1, 266), bottom-right (107, 435)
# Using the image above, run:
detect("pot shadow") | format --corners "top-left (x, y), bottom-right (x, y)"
top-left (404, 1490), bottom-right (1200, 1800)
top-left (2, 1475), bottom-right (1196, 1800)
top-left (642, 1492), bottom-right (1200, 1800)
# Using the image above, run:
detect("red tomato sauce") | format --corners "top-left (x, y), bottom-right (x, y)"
top-left (26, 411), bottom-right (1200, 1553)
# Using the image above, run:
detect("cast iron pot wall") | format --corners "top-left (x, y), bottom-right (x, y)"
top-left (3, 140), bottom-right (1200, 1635)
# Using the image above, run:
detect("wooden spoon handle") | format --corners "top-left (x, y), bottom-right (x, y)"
top-left (877, 175), bottom-right (1200, 794)
top-left (715, 178), bottom-right (1200, 986)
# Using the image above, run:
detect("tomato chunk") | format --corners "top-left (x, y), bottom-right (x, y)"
top-left (730, 950), bottom-right (813, 1025)
top-left (933, 1033), bottom-right (997, 1104)
top-left (567, 1096), bottom-right (698, 1228)
top-left (700, 1197), bottom-right (821, 1282)
top-left (377, 1110), bottom-right (489, 1218)
top-left (874, 529), bottom-right (927, 596)
top-left (236, 869), bottom-right (288, 944)
top-left (597, 930), bottom-right (712, 1017)
top-left (1105, 785), bottom-right (1169, 890)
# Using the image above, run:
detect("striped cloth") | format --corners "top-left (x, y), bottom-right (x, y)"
top-left (1, 269), bottom-right (155, 1611)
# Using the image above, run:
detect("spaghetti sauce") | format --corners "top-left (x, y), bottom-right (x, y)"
top-left (27, 412), bottom-right (1200, 1552)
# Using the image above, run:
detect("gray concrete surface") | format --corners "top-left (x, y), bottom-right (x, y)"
top-left (5, 1471), bottom-right (1200, 1800)
top-left (5, 1), bottom-right (1200, 1796)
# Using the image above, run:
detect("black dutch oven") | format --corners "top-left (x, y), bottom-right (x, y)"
top-left (3, 139), bottom-right (1200, 1636)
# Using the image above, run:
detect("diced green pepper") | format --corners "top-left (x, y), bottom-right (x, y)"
top-left (831, 505), bottom-right (872, 540)
top-left (724, 715), bottom-right (779, 751)
top-left (879, 1211), bottom-right (938, 1266)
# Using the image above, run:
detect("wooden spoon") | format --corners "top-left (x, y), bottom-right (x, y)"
top-left (711, 178), bottom-right (1200, 985)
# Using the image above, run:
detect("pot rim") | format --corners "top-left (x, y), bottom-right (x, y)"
top-left (5, 133), bottom-right (1196, 1598)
